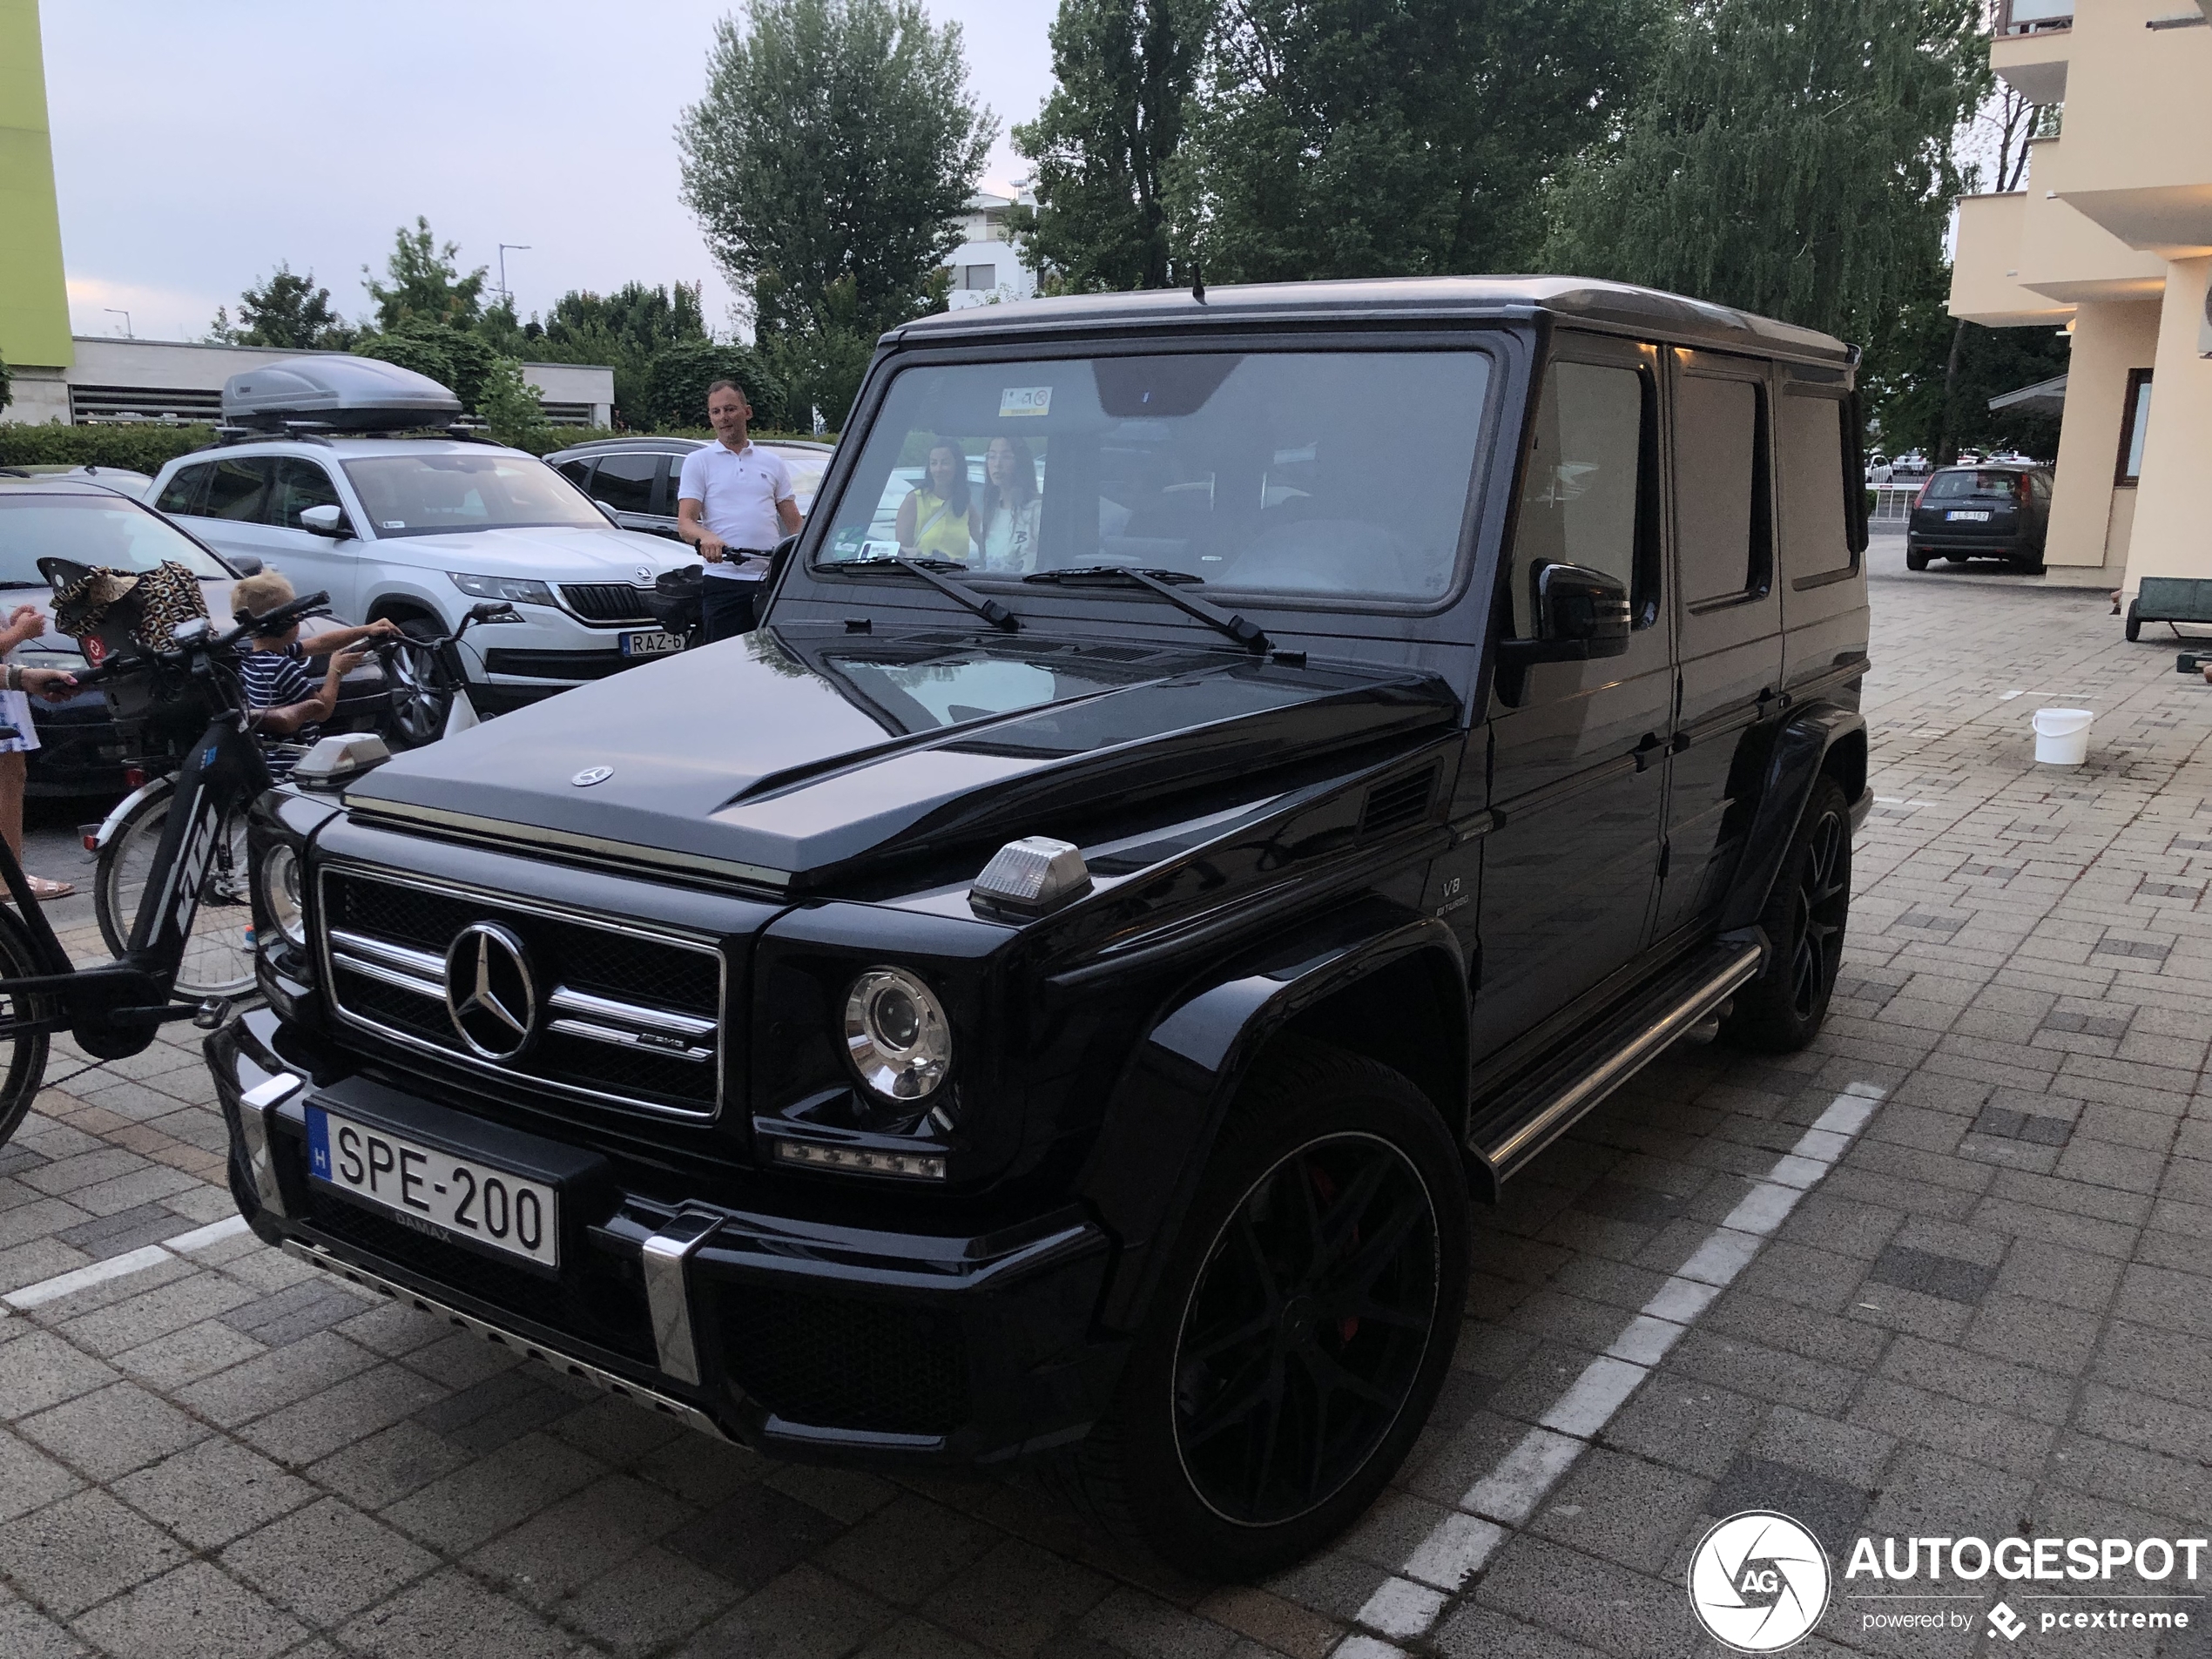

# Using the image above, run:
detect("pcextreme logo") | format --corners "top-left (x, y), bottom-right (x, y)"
top-left (1688, 1512), bottom-right (1831, 1652)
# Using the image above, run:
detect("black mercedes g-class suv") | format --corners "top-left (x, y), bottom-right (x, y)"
top-left (212, 278), bottom-right (1871, 1577)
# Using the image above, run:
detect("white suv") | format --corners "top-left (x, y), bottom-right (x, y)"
top-left (146, 435), bottom-right (690, 711)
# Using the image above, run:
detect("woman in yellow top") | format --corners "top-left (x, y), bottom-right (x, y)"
top-left (895, 440), bottom-right (975, 561)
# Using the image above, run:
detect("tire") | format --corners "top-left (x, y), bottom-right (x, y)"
top-left (2014, 554), bottom-right (2046, 575)
top-left (381, 617), bottom-right (451, 750)
top-left (95, 791), bottom-right (257, 999)
top-left (1905, 548), bottom-right (1928, 571)
top-left (0, 902), bottom-right (53, 1150)
top-left (1722, 775), bottom-right (1851, 1054)
top-left (1062, 1038), bottom-right (1468, 1579)
top-left (2125, 601), bottom-right (2142, 643)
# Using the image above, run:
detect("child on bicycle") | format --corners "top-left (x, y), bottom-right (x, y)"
top-left (231, 571), bottom-right (397, 777)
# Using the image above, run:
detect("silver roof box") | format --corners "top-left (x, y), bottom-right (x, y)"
top-left (221, 355), bottom-right (462, 431)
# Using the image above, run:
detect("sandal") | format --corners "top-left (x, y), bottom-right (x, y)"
top-left (1, 876), bottom-right (76, 903)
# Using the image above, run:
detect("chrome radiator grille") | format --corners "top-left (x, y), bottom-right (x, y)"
top-left (318, 865), bottom-right (725, 1119)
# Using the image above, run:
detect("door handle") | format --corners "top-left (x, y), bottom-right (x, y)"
top-left (1632, 732), bottom-right (1665, 772)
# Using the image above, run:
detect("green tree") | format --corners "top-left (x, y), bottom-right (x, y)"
top-left (362, 218), bottom-right (489, 331)
top-left (639, 339), bottom-right (790, 431)
top-left (1542, 0), bottom-right (1987, 348)
top-left (529, 282), bottom-right (711, 423)
top-left (677, 0), bottom-right (995, 341)
top-left (475, 356), bottom-right (552, 449)
top-left (207, 263), bottom-right (354, 349)
top-left (1011, 0), bottom-right (1213, 292)
top-left (1866, 276), bottom-right (2069, 462)
top-left (355, 323), bottom-right (498, 413)
top-left (1185, 0), bottom-right (1662, 284)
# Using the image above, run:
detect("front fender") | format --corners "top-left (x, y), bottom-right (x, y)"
top-left (1080, 898), bottom-right (1467, 1332)
top-left (1716, 703), bottom-right (1868, 932)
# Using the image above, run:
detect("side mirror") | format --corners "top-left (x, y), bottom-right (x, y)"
top-left (1494, 562), bottom-right (1632, 698)
top-left (1531, 561), bottom-right (1632, 651)
top-left (595, 500), bottom-right (624, 526)
top-left (299, 503), bottom-right (349, 537)
top-left (226, 554), bottom-right (265, 577)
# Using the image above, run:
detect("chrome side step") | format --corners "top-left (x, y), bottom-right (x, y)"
top-left (1472, 937), bottom-right (1765, 1190)
top-left (280, 1238), bottom-right (731, 1442)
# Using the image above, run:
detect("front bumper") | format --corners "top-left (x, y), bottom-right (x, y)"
top-left (209, 1007), bottom-right (1121, 1466)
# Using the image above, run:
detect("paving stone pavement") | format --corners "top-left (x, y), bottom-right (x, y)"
top-left (3, 543), bottom-right (2210, 1659)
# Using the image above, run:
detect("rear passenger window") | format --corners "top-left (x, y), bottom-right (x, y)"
top-left (1673, 374), bottom-right (1770, 606)
top-left (202, 457), bottom-right (276, 523)
top-left (590, 453), bottom-right (659, 515)
top-left (155, 464), bottom-right (211, 517)
top-left (555, 459), bottom-right (593, 489)
top-left (1778, 395), bottom-right (1855, 585)
top-left (1508, 361), bottom-right (1650, 637)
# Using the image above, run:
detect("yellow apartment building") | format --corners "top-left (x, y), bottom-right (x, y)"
top-left (1950, 0), bottom-right (2212, 592)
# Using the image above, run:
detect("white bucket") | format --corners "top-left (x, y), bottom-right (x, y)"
top-left (2032, 706), bottom-right (2093, 765)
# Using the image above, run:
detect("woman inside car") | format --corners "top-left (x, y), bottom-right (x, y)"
top-left (894, 439), bottom-right (975, 563)
top-left (973, 435), bottom-right (1042, 575)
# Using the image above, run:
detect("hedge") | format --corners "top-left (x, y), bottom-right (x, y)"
top-left (0, 421), bottom-right (836, 473)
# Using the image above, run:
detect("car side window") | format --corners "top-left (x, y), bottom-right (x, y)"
top-left (1673, 372), bottom-right (1770, 607)
top-left (555, 458), bottom-right (594, 490)
top-left (271, 459), bottom-right (341, 530)
top-left (202, 456), bottom-right (277, 523)
top-left (1507, 361), bottom-right (1650, 638)
top-left (154, 463), bottom-right (211, 517)
top-left (2031, 471), bottom-right (2052, 502)
top-left (1777, 393), bottom-right (1854, 587)
top-left (590, 453), bottom-right (658, 515)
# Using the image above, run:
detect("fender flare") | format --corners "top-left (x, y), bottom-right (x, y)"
top-left (1716, 702), bottom-right (1868, 933)
top-left (1081, 898), bottom-right (1468, 1333)
top-left (91, 772), bottom-right (174, 853)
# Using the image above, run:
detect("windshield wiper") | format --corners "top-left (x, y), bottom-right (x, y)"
top-left (829, 556), bottom-right (1018, 632)
top-left (1023, 564), bottom-right (1269, 653)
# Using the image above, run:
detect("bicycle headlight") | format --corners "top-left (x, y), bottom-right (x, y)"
top-left (843, 968), bottom-right (951, 1103)
top-left (258, 844), bottom-right (307, 949)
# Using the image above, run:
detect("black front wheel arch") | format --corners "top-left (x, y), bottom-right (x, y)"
top-left (1721, 772), bottom-right (1852, 1053)
top-left (1060, 1037), bottom-right (1469, 1578)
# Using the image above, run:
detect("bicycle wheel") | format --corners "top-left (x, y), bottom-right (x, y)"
top-left (95, 790), bottom-right (258, 998)
top-left (0, 901), bottom-right (54, 1149)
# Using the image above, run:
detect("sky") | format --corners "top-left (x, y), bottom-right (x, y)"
top-left (40, 0), bottom-right (1055, 346)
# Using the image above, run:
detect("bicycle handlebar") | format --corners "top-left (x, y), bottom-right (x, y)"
top-left (67, 590), bottom-right (334, 688)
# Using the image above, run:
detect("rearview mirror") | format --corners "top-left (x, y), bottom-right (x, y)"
top-left (226, 554), bottom-right (264, 577)
top-left (299, 503), bottom-right (349, 537)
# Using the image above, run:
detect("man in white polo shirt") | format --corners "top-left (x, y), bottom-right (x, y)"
top-left (676, 379), bottom-right (804, 643)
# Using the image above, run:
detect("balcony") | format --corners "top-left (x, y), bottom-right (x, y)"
top-left (1992, 3), bottom-right (2071, 103)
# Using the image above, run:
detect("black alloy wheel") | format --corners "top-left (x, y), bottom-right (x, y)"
top-left (1057, 1039), bottom-right (1467, 1578)
top-left (1723, 774), bottom-right (1852, 1052)
top-left (383, 619), bottom-right (452, 749)
top-left (1173, 1131), bottom-right (1440, 1527)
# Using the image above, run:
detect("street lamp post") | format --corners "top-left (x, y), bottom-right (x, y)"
top-left (104, 309), bottom-right (132, 339)
top-left (496, 244), bottom-right (531, 308)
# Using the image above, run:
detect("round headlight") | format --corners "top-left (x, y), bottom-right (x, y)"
top-left (843, 967), bottom-right (951, 1103)
top-left (259, 844), bottom-right (307, 949)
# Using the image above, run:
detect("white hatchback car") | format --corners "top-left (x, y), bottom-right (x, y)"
top-left (146, 436), bottom-right (691, 711)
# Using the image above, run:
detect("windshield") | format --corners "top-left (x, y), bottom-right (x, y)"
top-left (342, 452), bottom-right (610, 537)
top-left (763, 446), bottom-right (831, 509)
top-left (813, 349), bottom-right (1493, 602)
top-left (0, 493), bottom-right (232, 587)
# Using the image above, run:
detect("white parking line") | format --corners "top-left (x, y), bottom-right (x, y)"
top-left (1, 1212), bottom-right (253, 1311)
top-left (1340, 1082), bottom-right (1885, 1653)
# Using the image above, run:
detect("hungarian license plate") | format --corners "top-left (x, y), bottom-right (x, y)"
top-left (1946, 509), bottom-right (1992, 522)
top-left (619, 630), bottom-right (682, 658)
top-left (306, 1105), bottom-right (558, 1267)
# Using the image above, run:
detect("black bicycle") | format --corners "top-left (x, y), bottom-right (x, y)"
top-left (0, 580), bottom-right (339, 1148)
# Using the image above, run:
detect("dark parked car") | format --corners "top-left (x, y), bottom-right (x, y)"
top-left (1905, 463), bottom-right (2052, 572)
top-left (545, 436), bottom-right (833, 539)
top-left (0, 476), bottom-right (386, 796)
top-left (214, 278), bottom-right (1872, 1576)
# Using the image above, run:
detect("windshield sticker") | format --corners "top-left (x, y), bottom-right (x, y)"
top-left (833, 526), bottom-right (866, 554)
top-left (1000, 387), bottom-right (1051, 419)
top-left (382, 521), bottom-right (407, 529)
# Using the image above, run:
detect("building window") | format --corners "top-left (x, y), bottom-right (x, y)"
top-left (2116, 368), bottom-right (2153, 484)
top-left (961, 264), bottom-right (997, 292)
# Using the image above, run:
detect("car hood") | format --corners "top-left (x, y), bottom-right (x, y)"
top-left (345, 629), bottom-right (1460, 891)
top-left (368, 523), bottom-right (685, 581)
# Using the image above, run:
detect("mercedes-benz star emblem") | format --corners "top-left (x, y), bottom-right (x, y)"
top-left (444, 923), bottom-right (539, 1062)
top-left (635, 565), bottom-right (651, 583)
top-left (571, 765), bottom-right (614, 786)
